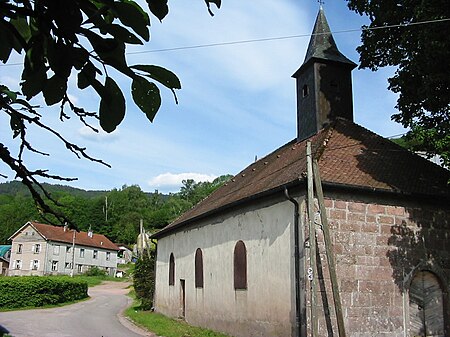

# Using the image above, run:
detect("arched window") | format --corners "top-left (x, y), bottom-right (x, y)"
top-left (409, 270), bottom-right (445, 336)
top-left (169, 253), bottom-right (175, 286)
top-left (234, 240), bottom-right (247, 290)
top-left (195, 248), bottom-right (204, 288)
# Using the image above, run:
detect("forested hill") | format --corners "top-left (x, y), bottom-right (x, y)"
top-left (0, 175), bottom-right (232, 245)
top-left (0, 181), bottom-right (108, 199)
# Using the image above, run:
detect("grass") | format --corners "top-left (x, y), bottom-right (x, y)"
top-left (125, 294), bottom-right (230, 337)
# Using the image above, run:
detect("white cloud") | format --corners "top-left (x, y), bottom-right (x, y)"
top-left (148, 172), bottom-right (218, 191)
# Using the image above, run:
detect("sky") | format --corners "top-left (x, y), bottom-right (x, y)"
top-left (0, 0), bottom-right (407, 194)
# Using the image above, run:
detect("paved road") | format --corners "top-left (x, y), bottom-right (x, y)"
top-left (0, 281), bottom-right (156, 337)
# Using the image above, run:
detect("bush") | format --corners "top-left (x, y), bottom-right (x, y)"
top-left (0, 276), bottom-right (88, 309)
top-left (83, 266), bottom-right (107, 277)
top-left (133, 250), bottom-right (154, 310)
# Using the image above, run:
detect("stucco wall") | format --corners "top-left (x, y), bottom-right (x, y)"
top-left (8, 227), bottom-right (47, 276)
top-left (155, 196), bottom-right (300, 337)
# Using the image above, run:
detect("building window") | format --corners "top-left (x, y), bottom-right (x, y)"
top-left (53, 245), bottom-right (60, 255)
top-left (33, 244), bottom-right (41, 254)
top-left (66, 246), bottom-right (71, 254)
top-left (31, 260), bottom-right (39, 270)
top-left (169, 253), bottom-right (175, 286)
top-left (65, 262), bottom-right (72, 269)
top-left (93, 250), bottom-right (98, 259)
top-left (15, 260), bottom-right (22, 270)
top-left (106, 252), bottom-right (110, 261)
top-left (51, 261), bottom-right (58, 271)
top-left (195, 248), bottom-right (204, 288)
top-left (77, 264), bottom-right (83, 273)
top-left (17, 244), bottom-right (23, 254)
top-left (80, 248), bottom-right (85, 258)
top-left (234, 241), bottom-right (247, 290)
top-left (302, 84), bottom-right (309, 97)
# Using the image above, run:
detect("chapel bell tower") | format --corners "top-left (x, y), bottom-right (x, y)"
top-left (292, 7), bottom-right (357, 141)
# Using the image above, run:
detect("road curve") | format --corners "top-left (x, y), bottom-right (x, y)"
top-left (0, 281), bottom-right (157, 337)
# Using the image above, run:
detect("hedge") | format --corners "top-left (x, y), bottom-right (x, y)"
top-left (0, 276), bottom-right (88, 309)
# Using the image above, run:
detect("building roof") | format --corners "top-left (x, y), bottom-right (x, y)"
top-left (152, 119), bottom-right (450, 239)
top-left (0, 245), bottom-right (11, 258)
top-left (293, 7), bottom-right (356, 77)
top-left (9, 222), bottom-right (119, 251)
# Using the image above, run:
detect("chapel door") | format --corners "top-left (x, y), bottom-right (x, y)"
top-left (409, 271), bottom-right (445, 337)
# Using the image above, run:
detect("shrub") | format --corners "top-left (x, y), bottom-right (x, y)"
top-left (0, 276), bottom-right (88, 309)
top-left (133, 250), bottom-right (154, 310)
top-left (83, 266), bottom-right (107, 277)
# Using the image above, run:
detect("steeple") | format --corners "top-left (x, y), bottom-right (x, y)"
top-left (293, 7), bottom-right (357, 141)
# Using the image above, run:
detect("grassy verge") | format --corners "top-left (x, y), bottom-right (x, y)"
top-left (125, 294), bottom-right (230, 337)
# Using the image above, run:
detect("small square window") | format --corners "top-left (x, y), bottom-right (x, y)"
top-left (80, 248), bottom-right (85, 258)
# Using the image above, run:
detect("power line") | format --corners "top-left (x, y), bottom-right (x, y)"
top-left (128, 17), bottom-right (450, 55)
top-left (0, 17), bottom-right (448, 67)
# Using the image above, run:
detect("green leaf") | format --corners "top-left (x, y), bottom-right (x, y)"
top-left (21, 61), bottom-right (47, 100)
top-left (131, 65), bottom-right (181, 90)
top-left (0, 21), bottom-right (14, 63)
top-left (83, 29), bottom-right (129, 72)
top-left (10, 16), bottom-right (31, 43)
top-left (205, 0), bottom-right (221, 16)
top-left (146, 0), bottom-right (169, 22)
top-left (43, 75), bottom-right (67, 106)
top-left (114, 1), bottom-right (150, 41)
top-left (0, 86), bottom-right (17, 101)
top-left (103, 24), bottom-right (143, 45)
top-left (99, 77), bottom-right (126, 133)
top-left (10, 113), bottom-right (21, 139)
top-left (131, 76), bottom-right (161, 122)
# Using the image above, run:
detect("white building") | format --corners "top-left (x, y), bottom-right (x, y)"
top-left (8, 221), bottom-right (119, 276)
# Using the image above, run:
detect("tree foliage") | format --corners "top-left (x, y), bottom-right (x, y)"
top-left (133, 249), bottom-right (154, 310)
top-left (347, 0), bottom-right (450, 167)
top-left (0, 175), bottom-right (231, 244)
top-left (0, 0), bottom-right (221, 227)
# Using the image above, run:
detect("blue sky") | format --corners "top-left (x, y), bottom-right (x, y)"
top-left (0, 0), bottom-right (406, 194)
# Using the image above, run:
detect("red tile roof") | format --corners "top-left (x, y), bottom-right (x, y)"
top-left (28, 222), bottom-right (119, 251)
top-left (153, 119), bottom-right (450, 239)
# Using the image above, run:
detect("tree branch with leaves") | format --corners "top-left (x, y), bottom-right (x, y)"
top-left (0, 0), bottom-right (221, 228)
top-left (347, 0), bottom-right (450, 168)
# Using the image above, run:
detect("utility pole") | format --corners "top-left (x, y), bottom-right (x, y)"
top-left (313, 159), bottom-right (347, 337)
top-left (70, 229), bottom-right (76, 277)
top-left (104, 196), bottom-right (109, 222)
top-left (307, 141), bottom-right (318, 337)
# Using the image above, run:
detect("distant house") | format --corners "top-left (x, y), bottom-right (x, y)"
top-left (0, 245), bottom-right (11, 275)
top-left (116, 244), bottom-right (133, 265)
top-left (8, 221), bottom-right (119, 276)
top-left (150, 8), bottom-right (450, 337)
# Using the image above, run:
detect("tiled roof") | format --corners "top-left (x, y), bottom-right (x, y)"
top-left (152, 119), bottom-right (450, 238)
top-left (28, 222), bottom-right (119, 251)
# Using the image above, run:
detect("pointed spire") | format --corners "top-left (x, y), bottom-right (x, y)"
top-left (303, 7), bottom-right (356, 67)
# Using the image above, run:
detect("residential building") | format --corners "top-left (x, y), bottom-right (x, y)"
top-left (151, 8), bottom-right (450, 337)
top-left (8, 221), bottom-right (119, 276)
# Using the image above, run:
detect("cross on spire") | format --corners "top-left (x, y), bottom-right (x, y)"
top-left (318, 0), bottom-right (325, 6)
